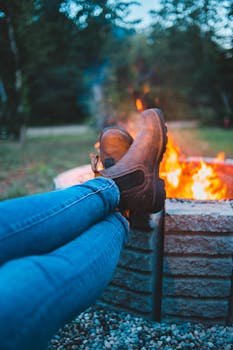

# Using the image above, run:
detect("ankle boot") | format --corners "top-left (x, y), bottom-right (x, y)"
top-left (90, 126), bottom-right (133, 175)
top-left (100, 109), bottom-right (167, 212)
top-left (100, 126), bottom-right (134, 168)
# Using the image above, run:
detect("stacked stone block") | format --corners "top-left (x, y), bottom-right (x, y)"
top-left (162, 199), bottom-right (233, 325)
top-left (54, 165), bottom-right (233, 325)
top-left (99, 212), bottom-right (164, 321)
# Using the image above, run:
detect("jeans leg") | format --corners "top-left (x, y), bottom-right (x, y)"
top-left (0, 212), bottom-right (128, 350)
top-left (0, 177), bottom-right (119, 265)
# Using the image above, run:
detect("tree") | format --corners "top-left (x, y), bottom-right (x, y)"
top-left (0, 0), bottom-right (139, 131)
top-left (0, 0), bottom-right (30, 138)
top-left (147, 0), bottom-right (233, 124)
top-left (60, 0), bottom-right (139, 127)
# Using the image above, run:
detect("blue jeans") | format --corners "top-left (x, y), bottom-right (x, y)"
top-left (0, 177), bottom-right (129, 350)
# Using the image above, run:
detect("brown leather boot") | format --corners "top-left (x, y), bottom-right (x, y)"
top-left (100, 108), bottom-right (167, 213)
top-left (100, 126), bottom-right (134, 168)
top-left (90, 126), bottom-right (133, 175)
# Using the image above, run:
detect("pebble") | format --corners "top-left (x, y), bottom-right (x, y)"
top-left (48, 306), bottom-right (233, 350)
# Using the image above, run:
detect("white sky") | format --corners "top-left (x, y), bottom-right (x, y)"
top-left (124, 0), bottom-right (161, 29)
top-left (125, 0), bottom-right (232, 47)
top-left (67, 0), bottom-right (161, 31)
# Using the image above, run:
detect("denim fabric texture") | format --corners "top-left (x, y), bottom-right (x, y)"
top-left (0, 177), bottom-right (129, 350)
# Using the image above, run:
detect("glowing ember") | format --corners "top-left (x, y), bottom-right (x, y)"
top-left (160, 133), bottom-right (227, 200)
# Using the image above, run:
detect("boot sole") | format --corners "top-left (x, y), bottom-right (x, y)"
top-left (152, 108), bottom-right (168, 165)
top-left (151, 109), bottom-right (168, 212)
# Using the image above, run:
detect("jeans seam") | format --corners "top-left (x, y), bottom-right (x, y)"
top-left (0, 181), bottom-right (117, 242)
top-left (15, 226), bottom-right (124, 342)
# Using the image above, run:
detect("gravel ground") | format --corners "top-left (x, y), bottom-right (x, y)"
top-left (48, 307), bottom-right (233, 350)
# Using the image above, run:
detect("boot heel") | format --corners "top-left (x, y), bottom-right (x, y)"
top-left (153, 179), bottom-right (166, 213)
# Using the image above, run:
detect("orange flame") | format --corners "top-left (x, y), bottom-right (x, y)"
top-left (191, 160), bottom-right (226, 200)
top-left (135, 98), bottom-right (144, 112)
top-left (214, 152), bottom-right (225, 163)
top-left (160, 134), bottom-right (182, 189)
top-left (160, 134), bottom-right (227, 200)
top-left (94, 111), bottom-right (228, 200)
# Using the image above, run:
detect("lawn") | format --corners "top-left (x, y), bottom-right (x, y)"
top-left (168, 126), bottom-right (233, 158)
top-left (1, 125), bottom-right (232, 201)
top-left (0, 130), bottom-right (98, 201)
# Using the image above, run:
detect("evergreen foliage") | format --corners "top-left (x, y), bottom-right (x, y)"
top-left (0, 0), bottom-right (232, 137)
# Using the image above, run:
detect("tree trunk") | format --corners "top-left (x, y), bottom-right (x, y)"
top-left (0, 77), bottom-right (7, 103)
top-left (6, 10), bottom-right (25, 142)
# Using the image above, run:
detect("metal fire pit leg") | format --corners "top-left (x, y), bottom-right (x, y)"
top-left (97, 211), bottom-right (165, 321)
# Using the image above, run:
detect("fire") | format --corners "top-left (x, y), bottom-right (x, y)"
top-left (191, 161), bottom-right (225, 200)
top-left (93, 107), bottom-right (228, 200)
top-left (135, 98), bottom-right (144, 112)
top-left (160, 133), bottom-right (227, 200)
top-left (214, 152), bottom-right (225, 162)
top-left (160, 135), bottom-right (182, 189)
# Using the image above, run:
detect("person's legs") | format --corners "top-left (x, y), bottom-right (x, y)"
top-left (0, 177), bottom-right (119, 266)
top-left (0, 211), bottom-right (128, 350)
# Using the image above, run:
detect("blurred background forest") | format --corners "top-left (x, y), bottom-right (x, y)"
top-left (0, 0), bottom-right (232, 139)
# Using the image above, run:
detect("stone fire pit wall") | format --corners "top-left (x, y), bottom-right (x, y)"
top-left (54, 165), bottom-right (233, 325)
top-left (162, 199), bottom-right (233, 325)
top-left (99, 199), bottom-right (233, 325)
top-left (98, 212), bottom-right (165, 321)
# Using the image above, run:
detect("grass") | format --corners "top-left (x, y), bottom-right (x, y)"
top-left (0, 130), bottom-right (98, 201)
top-left (168, 126), bottom-right (233, 158)
top-left (197, 128), bottom-right (233, 157)
top-left (1, 125), bottom-right (232, 201)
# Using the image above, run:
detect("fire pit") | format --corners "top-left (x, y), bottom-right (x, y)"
top-left (163, 197), bottom-right (233, 325)
top-left (160, 134), bottom-right (233, 201)
top-left (54, 148), bottom-right (233, 325)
